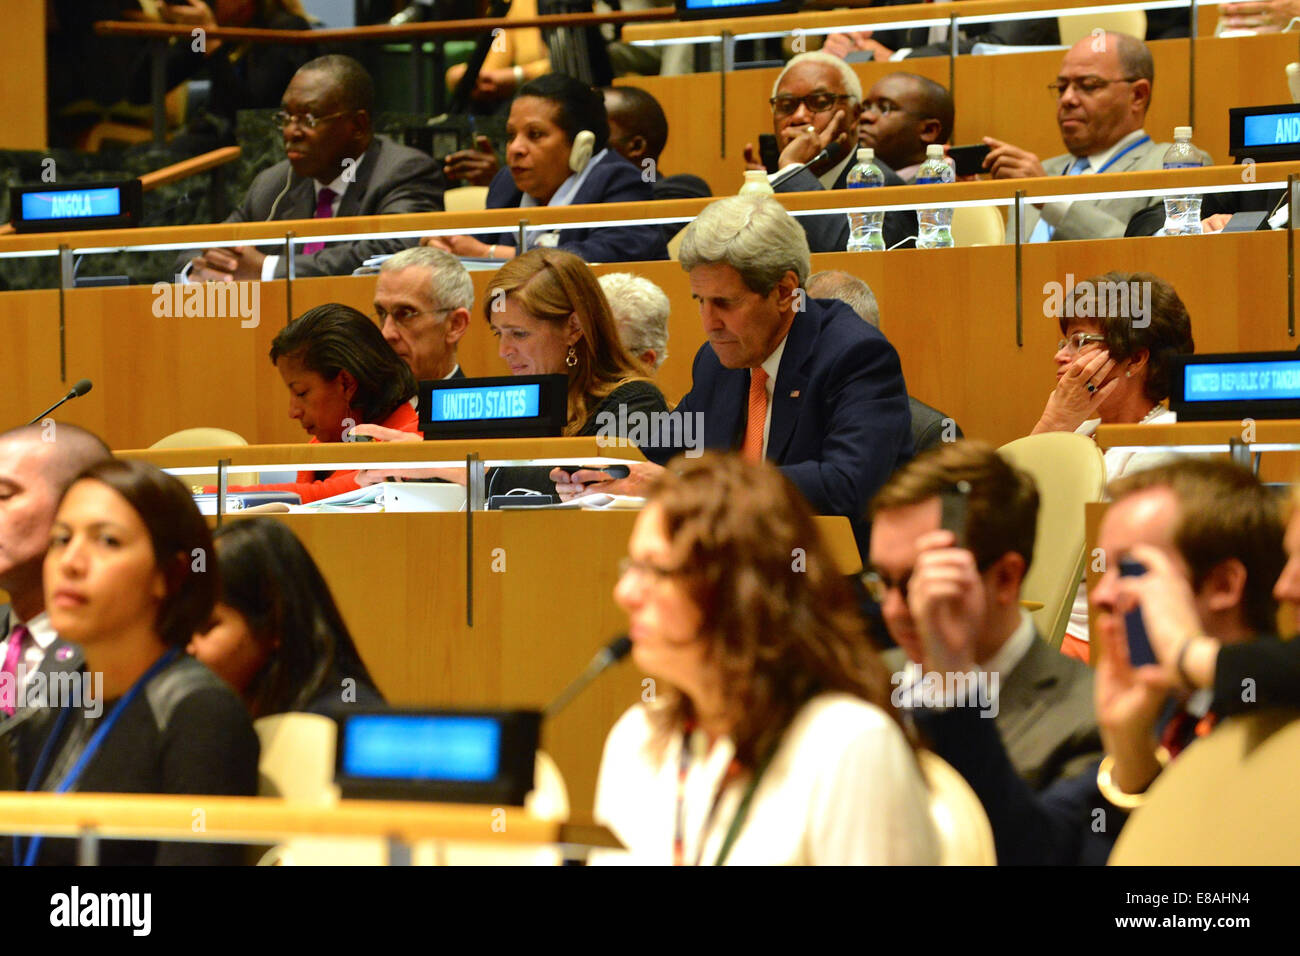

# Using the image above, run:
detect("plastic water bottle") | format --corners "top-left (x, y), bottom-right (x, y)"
top-left (845, 147), bottom-right (886, 252)
top-left (739, 169), bottom-right (775, 198)
top-left (915, 144), bottom-right (955, 249)
top-left (1162, 127), bottom-right (1203, 236)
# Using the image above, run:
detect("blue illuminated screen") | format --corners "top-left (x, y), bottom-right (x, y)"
top-left (20, 187), bottom-right (122, 221)
top-left (1183, 360), bottom-right (1300, 402)
top-left (425, 383), bottom-right (540, 422)
top-left (683, 0), bottom-right (776, 8)
top-left (1242, 111), bottom-right (1300, 148)
top-left (343, 715), bottom-right (502, 782)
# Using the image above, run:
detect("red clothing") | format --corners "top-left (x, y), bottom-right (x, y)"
top-left (228, 402), bottom-right (420, 504)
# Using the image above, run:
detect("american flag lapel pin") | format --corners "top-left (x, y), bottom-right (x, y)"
top-left (789, 390), bottom-right (800, 398)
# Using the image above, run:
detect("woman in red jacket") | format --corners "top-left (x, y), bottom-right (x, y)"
top-left (236, 303), bottom-right (418, 503)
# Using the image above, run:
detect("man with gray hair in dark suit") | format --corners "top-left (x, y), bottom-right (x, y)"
top-left (183, 54), bottom-right (445, 281)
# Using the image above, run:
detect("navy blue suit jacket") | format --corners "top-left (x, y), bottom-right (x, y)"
top-left (485, 149), bottom-right (669, 263)
top-left (643, 297), bottom-right (913, 552)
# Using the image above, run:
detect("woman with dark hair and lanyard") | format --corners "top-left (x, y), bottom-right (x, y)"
top-left (592, 454), bottom-right (939, 865)
top-left (11, 459), bottom-right (258, 866)
top-left (229, 302), bottom-right (419, 503)
top-left (422, 72), bottom-right (668, 263)
top-left (188, 517), bottom-right (384, 717)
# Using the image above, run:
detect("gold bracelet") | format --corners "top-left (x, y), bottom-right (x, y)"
top-left (1096, 747), bottom-right (1172, 810)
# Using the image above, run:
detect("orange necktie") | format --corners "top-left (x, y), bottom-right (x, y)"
top-left (741, 367), bottom-right (769, 462)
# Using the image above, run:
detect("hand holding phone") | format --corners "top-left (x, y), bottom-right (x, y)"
top-left (1119, 558), bottom-right (1157, 667)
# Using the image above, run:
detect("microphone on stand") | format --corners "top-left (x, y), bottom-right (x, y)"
top-left (544, 634), bottom-right (633, 719)
top-left (769, 139), bottom-right (849, 189)
top-left (27, 379), bottom-right (93, 425)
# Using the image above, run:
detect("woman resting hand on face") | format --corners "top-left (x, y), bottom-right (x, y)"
top-left (14, 459), bottom-right (259, 866)
top-left (1028, 272), bottom-right (1195, 662)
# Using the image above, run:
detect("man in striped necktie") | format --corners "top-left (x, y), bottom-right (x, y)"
top-left (981, 33), bottom-right (1211, 243)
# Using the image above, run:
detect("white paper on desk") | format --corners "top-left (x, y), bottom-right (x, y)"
top-left (290, 485), bottom-right (385, 512)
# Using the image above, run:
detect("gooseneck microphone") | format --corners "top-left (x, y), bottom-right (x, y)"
top-left (769, 139), bottom-right (849, 189)
top-left (543, 634), bottom-right (633, 719)
top-left (27, 379), bottom-right (93, 425)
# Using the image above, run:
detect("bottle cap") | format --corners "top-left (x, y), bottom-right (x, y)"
top-left (857, 147), bottom-right (874, 162)
top-left (926, 144), bottom-right (945, 158)
top-left (1174, 126), bottom-right (1193, 139)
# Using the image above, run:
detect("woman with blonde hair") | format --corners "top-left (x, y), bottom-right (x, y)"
top-left (355, 248), bottom-right (666, 495)
top-left (593, 453), bottom-right (939, 865)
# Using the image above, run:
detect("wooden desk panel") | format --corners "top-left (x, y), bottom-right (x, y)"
top-left (246, 510), bottom-right (858, 815)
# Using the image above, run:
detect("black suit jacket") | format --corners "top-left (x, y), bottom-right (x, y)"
top-left (485, 149), bottom-right (669, 263)
top-left (1214, 635), bottom-right (1300, 715)
top-left (180, 136), bottom-right (446, 279)
top-left (866, 0), bottom-right (1059, 56)
top-left (908, 396), bottom-right (962, 454)
top-left (775, 158), bottom-right (918, 252)
top-left (642, 297), bottom-right (913, 555)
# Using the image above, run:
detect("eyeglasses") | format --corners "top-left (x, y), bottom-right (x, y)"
top-left (1057, 332), bottom-right (1107, 353)
top-left (375, 306), bottom-right (452, 327)
top-left (273, 110), bottom-right (351, 130)
top-left (862, 100), bottom-right (914, 118)
top-left (861, 569), bottom-right (910, 605)
top-left (618, 556), bottom-right (683, 582)
top-left (769, 92), bottom-right (854, 117)
top-left (1046, 76), bottom-right (1140, 100)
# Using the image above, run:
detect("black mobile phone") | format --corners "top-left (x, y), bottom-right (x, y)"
top-left (948, 144), bottom-right (992, 178)
top-left (561, 465), bottom-right (630, 481)
top-left (1119, 558), bottom-right (1157, 667)
top-left (759, 134), bottom-right (780, 175)
top-left (939, 480), bottom-right (970, 548)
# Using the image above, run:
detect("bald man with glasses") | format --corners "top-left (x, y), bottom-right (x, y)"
top-left (980, 33), bottom-right (1211, 243)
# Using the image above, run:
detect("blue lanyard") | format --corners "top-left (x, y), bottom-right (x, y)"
top-left (17, 648), bottom-right (179, 866)
top-left (1094, 135), bottom-right (1151, 175)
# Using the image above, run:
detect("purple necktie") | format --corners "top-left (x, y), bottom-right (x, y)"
top-left (302, 187), bottom-right (337, 255)
top-left (2, 625), bottom-right (28, 716)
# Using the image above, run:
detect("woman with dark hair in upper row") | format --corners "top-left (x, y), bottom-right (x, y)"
top-left (227, 302), bottom-right (419, 503)
top-left (422, 72), bottom-right (669, 264)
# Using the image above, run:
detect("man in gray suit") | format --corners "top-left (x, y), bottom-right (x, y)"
top-left (185, 54), bottom-right (445, 281)
top-left (0, 423), bottom-right (112, 723)
top-left (867, 439), bottom-right (1101, 791)
top-left (983, 32), bottom-right (1210, 243)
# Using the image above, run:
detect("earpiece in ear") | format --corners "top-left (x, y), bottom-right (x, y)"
top-left (569, 130), bottom-right (596, 174)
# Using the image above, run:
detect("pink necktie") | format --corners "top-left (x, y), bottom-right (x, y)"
top-left (302, 187), bottom-right (337, 255)
top-left (2, 626), bottom-right (27, 716)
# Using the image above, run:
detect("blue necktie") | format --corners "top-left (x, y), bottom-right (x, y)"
top-left (1027, 156), bottom-right (1090, 243)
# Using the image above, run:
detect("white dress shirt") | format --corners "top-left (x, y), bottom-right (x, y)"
top-left (591, 692), bottom-right (940, 865)
top-left (261, 170), bottom-right (354, 279)
top-left (2, 610), bottom-right (58, 705)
